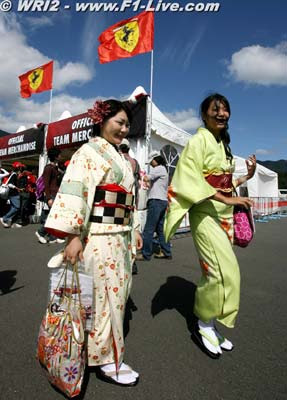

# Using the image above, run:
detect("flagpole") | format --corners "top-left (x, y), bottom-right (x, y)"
top-left (49, 88), bottom-right (53, 123)
top-left (146, 50), bottom-right (154, 168)
top-left (150, 49), bottom-right (154, 106)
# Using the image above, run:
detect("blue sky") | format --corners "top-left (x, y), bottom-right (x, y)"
top-left (0, 0), bottom-right (286, 160)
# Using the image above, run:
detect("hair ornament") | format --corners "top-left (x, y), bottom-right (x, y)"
top-left (88, 100), bottom-right (111, 125)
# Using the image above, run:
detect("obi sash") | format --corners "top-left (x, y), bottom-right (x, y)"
top-left (89, 184), bottom-right (134, 225)
top-left (205, 173), bottom-right (233, 197)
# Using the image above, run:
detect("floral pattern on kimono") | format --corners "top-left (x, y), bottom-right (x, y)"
top-left (45, 137), bottom-right (139, 367)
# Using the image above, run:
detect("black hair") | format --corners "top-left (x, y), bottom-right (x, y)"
top-left (153, 155), bottom-right (167, 167)
top-left (119, 144), bottom-right (129, 154)
top-left (47, 147), bottom-right (61, 162)
top-left (91, 99), bottom-right (133, 137)
top-left (200, 93), bottom-right (233, 161)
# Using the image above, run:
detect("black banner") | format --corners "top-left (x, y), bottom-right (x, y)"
top-left (0, 126), bottom-right (45, 160)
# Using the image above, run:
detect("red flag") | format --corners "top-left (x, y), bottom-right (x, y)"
top-left (98, 11), bottom-right (154, 64)
top-left (19, 61), bottom-right (53, 98)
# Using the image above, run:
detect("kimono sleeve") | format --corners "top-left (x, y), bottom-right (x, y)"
top-left (164, 135), bottom-right (216, 241)
top-left (45, 145), bottom-right (110, 237)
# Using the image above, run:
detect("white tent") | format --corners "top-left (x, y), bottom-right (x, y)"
top-left (127, 86), bottom-right (191, 168)
top-left (233, 155), bottom-right (278, 198)
top-left (127, 87), bottom-right (191, 229)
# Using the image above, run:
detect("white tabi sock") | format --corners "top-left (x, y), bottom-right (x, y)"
top-left (198, 319), bottom-right (222, 355)
top-left (214, 328), bottom-right (234, 351)
top-left (100, 362), bottom-right (139, 384)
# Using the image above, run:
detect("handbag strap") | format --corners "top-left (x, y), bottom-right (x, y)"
top-left (48, 261), bottom-right (83, 308)
top-left (46, 261), bottom-right (85, 344)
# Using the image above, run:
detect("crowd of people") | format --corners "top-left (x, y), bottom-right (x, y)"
top-left (0, 162), bottom-right (37, 228)
top-left (0, 150), bottom-right (68, 247)
top-left (0, 93), bottom-right (257, 391)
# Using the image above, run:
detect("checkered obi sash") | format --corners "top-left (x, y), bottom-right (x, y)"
top-left (90, 184), bottom-right (134, 225)
top-left (205, 173), bottom-right (233, 197)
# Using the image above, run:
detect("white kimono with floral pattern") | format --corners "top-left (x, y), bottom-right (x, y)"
top-left (45, 137), bottom-right (139, 367)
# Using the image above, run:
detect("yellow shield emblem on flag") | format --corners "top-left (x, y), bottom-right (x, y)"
top-left (28, 68), bottom-right (44, 90)
top-left (114, 21), bottom-right (139, 53)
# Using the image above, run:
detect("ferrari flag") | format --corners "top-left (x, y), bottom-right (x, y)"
top-left (19, 61), bottom-right (53, 98)
top-left (98, 11), bottom-right (154, 64)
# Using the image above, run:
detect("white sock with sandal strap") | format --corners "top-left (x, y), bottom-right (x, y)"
top-left (198, 320), bottom-right (222, 355)
top-left (100, 362), bottom-right (139, 384)
top-left (214, 328), bottom-right (234, 351)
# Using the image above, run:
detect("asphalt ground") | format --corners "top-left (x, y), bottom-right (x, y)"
top-left (0, 218), bottom-right (287, 400)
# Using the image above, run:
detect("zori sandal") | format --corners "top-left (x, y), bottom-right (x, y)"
top-left (193, 320), bottom-right (222, 359)
top-left (98, 362), bottom-right (139, 386)
top-left (214, 330), bottom-right (234, 351)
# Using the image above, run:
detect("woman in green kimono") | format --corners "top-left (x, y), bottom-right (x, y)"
top-left (164, 93), bottom-right (256, 359)
top-left (45, 100), bottom-right (143, 385)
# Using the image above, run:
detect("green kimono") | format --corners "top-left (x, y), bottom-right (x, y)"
top-left (164, 127), bottom-right (240, 328)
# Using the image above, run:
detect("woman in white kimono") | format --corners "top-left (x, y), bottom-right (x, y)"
top-left (45, 100), bottom-right (143, 386)
top-left (164, 93), bottom-right (256, 359)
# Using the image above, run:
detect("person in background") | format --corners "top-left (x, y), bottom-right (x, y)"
top-left (20, 167), bottom-right (37, 224)
top-left (35, 147), bottom-right (65, 244)
top-left (0, 162), bottom-right (23, 228)
top-left (136, 151), bottom-right (172, 261)
top-left (119, 138), bottom-right (141, 274)
top-left (44, 99), bottom-right (143, 387)
top-left (15, 164), bottom-right (31, 226)
top-left (0, 167), bottom-right (10, 216)
top-left (26, 168), bottom-right (37, 218)
top-left (164, 93), bottom-right (256, 359)
top-left (0, 167), bottom-right (9, 184)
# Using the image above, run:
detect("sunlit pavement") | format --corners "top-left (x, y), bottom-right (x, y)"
top-left (0, 219), bottom-right (286, 400)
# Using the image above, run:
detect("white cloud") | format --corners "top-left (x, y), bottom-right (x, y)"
top-left (25, 15), bottom-right (54, 30)
top-left (81, 13), bottom-right (108, 66)
top-left (0, 14), bottom-right (93, 105)
top-left (160, 26), bottom-right (206, 70)
top-left (54, 62), bottom-right (92, 90)
top-left (0, 94), bottom-right (98, 132)
top-left (165, 108), bottom-right (201, 133)
top-left (182, 26), bottom-right (206, 70)
top-left (227, 41), bottom-right (287, 86)
top-left (255, 149), bottom-right (273, 155)
top-left (0, 13), bottom-right (95, 132)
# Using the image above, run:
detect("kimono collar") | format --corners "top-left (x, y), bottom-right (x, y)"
top-left (198, 126), bottom-right (222, 144)
top-left (90, 136), bottom-right (119, 152)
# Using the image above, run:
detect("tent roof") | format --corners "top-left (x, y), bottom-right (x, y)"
top-left (234, 155), bottom-right (277, 177)
top-left (234, 155), bottom-right (278, 197)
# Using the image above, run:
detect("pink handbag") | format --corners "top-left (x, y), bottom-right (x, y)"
top-left (233, 206), bottom-right (254, 247)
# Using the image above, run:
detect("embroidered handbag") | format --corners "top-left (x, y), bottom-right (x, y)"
top-left (37, 263), bottom-right (86, 398)
top-left (233, 205), bottom-right (254, 247)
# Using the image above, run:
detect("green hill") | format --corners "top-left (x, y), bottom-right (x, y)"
top-left (258, 160), bottom-right (287, 173)
top-left (258, 160), bottom-right (287, 189)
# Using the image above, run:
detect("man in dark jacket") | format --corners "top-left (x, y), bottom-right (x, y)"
top-left (35, 147), bottom-right (65, 244)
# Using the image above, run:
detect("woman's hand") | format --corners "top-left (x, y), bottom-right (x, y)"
top-left (135, 230), bottom-right (143, 250)
top-left (142, 175), bottom-right (150, 189)
top-left (246, 154), bottom-right (256, 179)
top-left (63, 235), bottom-right (84, 265)
top-left (224, 196), bottom-right (253, 209)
